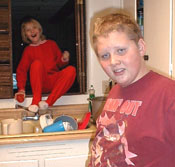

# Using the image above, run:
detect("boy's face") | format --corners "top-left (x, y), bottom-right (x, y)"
top-left (96, 31), bottom-right (147, 87)
top-left (24, 22), bottom-right (41, 44)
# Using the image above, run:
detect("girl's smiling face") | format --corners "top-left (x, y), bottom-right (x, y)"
top-left (24, 22), bottom-right (41, 44)
top-left (96, 30), bottom-right (148, 87)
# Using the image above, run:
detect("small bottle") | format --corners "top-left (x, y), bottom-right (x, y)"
top-left (88, 85), bottom-right (95, 114)
top-left (88, 85), bottom-right (95, 100)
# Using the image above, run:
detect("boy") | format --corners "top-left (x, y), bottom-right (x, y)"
top-left (89, 12), bottom-right (175, 167)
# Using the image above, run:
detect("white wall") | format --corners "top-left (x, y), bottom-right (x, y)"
top-left (86, 0), bottom-right (122, 96)
top-left (0, 0), bottom-right (121, 109)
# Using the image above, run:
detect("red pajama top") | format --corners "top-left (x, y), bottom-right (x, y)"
top-left (16, 40), bottom-right (68, 90)
top-left (90, 71), bottom-right (175, 167)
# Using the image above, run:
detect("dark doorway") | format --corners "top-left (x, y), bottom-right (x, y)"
top-left (11, 0), bottom-right (86, 95)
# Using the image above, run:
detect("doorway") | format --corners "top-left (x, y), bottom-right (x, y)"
top-left (11, 0), bottom-right (86, 96)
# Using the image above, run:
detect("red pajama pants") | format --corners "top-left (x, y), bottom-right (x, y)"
top-left (29, 60), bottom-right (76, 106)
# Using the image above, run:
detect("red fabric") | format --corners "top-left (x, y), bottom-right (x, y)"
top-left (16, 40), bottom-right (76, 106)
top-left (78, 112), bottom-right (91, 129)
top-left (15, 90), bottom-right (25, 103)
top-left (17, 40), bottom-right (67, 90)
top-left (89, 71), bottom-right (175, 167)
top-left (16, 93), bottom-right (25, 103)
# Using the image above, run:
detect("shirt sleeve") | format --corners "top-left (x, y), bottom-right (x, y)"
top-left (164, 83), bottom-right (175, 143)
top-left (51, 40), bottom-right (68, 68)
top-left (166, 104), bottom-right (175, 143)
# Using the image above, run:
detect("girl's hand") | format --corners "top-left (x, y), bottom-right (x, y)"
top-left (62, 51), bottom-right (70, 62)
top-left (15, 90), bottom-right (26, 103)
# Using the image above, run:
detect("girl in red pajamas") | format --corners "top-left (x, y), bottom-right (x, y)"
top-left (15, 18), bottom-right (76, 112)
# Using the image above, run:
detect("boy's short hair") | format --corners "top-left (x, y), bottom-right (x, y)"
top-left (21, 17), bottom-right (45, 44)
top-left (92, 12), bottom-right (142, 52)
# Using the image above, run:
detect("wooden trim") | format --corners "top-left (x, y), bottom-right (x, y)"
top-left (0, 0), bottom-right (13, 98)
top-left (80, 0), bottom-right (86, 93)
top-left (0, 132), bottom-right (96, 145)
top-left (8, 0), bottom-right (13, 96)
top-left (75, 0), bottom-right (86, 93)
top-left (75, 0), bottom-right (81, 86)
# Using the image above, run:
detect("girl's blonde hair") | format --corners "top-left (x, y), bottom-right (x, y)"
top-left (92, 12), bottom-right (142, 52)
top-left (21, 18), bottom-right (45, 44)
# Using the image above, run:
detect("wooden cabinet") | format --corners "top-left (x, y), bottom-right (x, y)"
top-left (0, 0), bottom-right (13, 98)
top-left (144, 0), bottom-right (172, 77)
top-left (173, 0), bottom-right (175, 78)
top-left (0, 160), bottom-right (38, 167)
top-left (0, 139), bottom-right (91, 167)
top-left (123, 0), bottom-right (174, 78)
top-left (45, 155), bottom-right (89, 167)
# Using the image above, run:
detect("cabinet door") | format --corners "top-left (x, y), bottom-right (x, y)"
top-left (122, 0), bottom-right (137, 19)
top-left (144, 0), bottom-right (171, 77)
top-left (45, 155), bottom-right (89, 167)
top-left (0, 160), bottom-right (38, 167)
top-left (172, 0), bottom-right (175, 78)
top-left (123, 0), bottom-right (172, 77)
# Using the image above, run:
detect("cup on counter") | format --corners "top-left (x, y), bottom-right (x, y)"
top-left (43, 120), bottom-right (65, 133)
top-left (1, 118), bottom-right (23, 135)
top-left (33, 126), bottom-right (42, 133)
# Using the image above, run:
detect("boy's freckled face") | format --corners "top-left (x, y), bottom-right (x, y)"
top-left (25, 22), bottom-right (41, 44)
top-left (96, 31), bottom-right (145, 87)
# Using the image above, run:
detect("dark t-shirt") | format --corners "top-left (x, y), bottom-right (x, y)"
top-left (90, 71), bottom-right (175, 167)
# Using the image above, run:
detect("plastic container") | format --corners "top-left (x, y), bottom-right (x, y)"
top-left (43, 120), bottom-right (65, 133)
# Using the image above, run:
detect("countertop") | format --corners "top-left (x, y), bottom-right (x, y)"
top-left (0, 104), bottom-right (96, 145)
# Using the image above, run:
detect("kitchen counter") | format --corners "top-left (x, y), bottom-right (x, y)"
top-left (0, 123), bottom-right (96, 145)
top-left (0, 104), bottom-right (96, 146)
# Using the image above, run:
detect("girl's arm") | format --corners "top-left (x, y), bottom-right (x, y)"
top-left (52, 41), bottom-right (69, 68)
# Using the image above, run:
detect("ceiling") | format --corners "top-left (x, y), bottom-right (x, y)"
top-left (11, 0), bottom-right (70, 22)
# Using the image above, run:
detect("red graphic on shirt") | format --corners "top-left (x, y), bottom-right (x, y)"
top-left (90, 98), bottom-right (142, 166)
top-left (92, 120), bottom-right (137, 166)
top-left (103, 98), bottom-right (123, 112)
top-left (104, 98), bottom-right (142, 116)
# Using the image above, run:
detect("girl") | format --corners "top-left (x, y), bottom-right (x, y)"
top-left (15, 18), bottom-right (76, 113)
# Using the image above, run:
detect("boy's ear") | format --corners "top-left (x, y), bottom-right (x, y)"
top-left (138, 38), bottom-right (146, 55)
